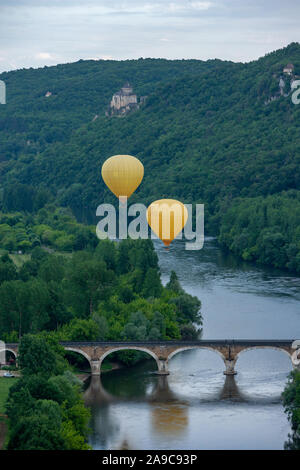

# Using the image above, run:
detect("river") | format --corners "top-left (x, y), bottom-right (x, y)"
top-left (84, 238), bottom-right (300, 450)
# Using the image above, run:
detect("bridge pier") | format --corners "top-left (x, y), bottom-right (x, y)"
top-left (157, 358), bottom-right (169, 375)
top-left (223, 359), bottom-right (237, 376)
top-left (91, 360), bottom-right (101, 375)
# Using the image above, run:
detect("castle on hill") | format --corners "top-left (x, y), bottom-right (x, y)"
top-left (106, 82), bottom-right (146, 116)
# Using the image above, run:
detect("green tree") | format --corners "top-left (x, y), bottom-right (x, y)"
top-left (0, 280), bottom-right (31, 338)
top-left (6, 334), bottom-right (90, 450)
top-left (58, 318), bottom-right (100, 341)
top-left (122, 311), bottom-right (148, 340)
top-left (143, 268), bottom-right (162, 298)
top-left (18, 334), bottom-right (60, 378)
top-left (170, 293), bottom-right (202, 325)
top-left (282, 370), bottom-right (300, 450)
top-left (0, 259), bottom-right (17, 284)
top-left (67, 254), bottom-right (114, 316)
top-left (166, 270), bottom-right (183, 293)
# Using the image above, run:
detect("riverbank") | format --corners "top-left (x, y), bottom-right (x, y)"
top-left (76, 361), bottom-right (124, 382)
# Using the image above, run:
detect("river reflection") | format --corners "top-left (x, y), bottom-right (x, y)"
top-left (150, 402), bottom-right (189, 437)
top-left (85, 348), bottom-right (292, 449)
top-left (85, 239), bottom-right (299, 449)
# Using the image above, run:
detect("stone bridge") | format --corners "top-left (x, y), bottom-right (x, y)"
top-left (4, 340), bottom-right (300, 376)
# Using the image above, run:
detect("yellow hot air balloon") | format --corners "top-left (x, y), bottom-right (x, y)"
top-left (101, 154), bottom-right (144, 200)
top-left (147, 199), bottom-right (188, 247)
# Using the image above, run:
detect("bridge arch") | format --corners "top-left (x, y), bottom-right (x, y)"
top-left (0, 348), bottom-right (18, 361)
top-left (64, 347), bottom-right (92, 368)
top-left (99, 347), bottom-right (160, 371)
top-left (167, 346), bottom-right (226, 363)
top-left (235, 346), bottom-right (293, 365)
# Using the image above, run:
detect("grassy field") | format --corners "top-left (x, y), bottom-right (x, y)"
top-left (8, 253), bottom-right (31, 269)
top-left (41, 245), bottom-right (73, 258)
top-left (0, 248), bottom-right (72, 270)
top-left (0, 378), bottom-right (18, 414)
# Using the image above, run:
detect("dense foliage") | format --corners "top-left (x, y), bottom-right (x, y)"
top-left (6, 334), bottom-right (90, 450)
top-left (219, 191), bottom-right (300, 272)
top-left (0, 215), bottom-right (202, 347)
top-left (283, 370), bottom-right (300, 450)
top-left (0, 43), bottom-right (299, 271)
top-left (0, 205), bottom-right (97, 253)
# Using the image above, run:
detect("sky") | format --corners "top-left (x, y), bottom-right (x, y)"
top-left (0, 0), bottom-right (299, 72)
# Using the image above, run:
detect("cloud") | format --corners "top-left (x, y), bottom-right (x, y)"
top-left (0, 0), bottom-right (214, 17)
top-left (0, 0), bottom-right (300, 72)
top-left (99, 1), bottom-right (214, 16)
top-left (35, 52), bottom-right (54, 60)
top-left (100, 55), bottom-right (115, 60)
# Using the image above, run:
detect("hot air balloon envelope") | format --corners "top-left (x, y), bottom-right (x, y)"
top-left (101, 154), bottom-right (144, 199)
top-left (147, 199), bottom-right (188, 247)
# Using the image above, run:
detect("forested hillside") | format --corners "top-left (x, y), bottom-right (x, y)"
top-left (0, 43), bottom-right (300, 272)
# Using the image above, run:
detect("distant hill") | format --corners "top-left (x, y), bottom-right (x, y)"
top-left (0, 43), bottom-right (299, 272)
